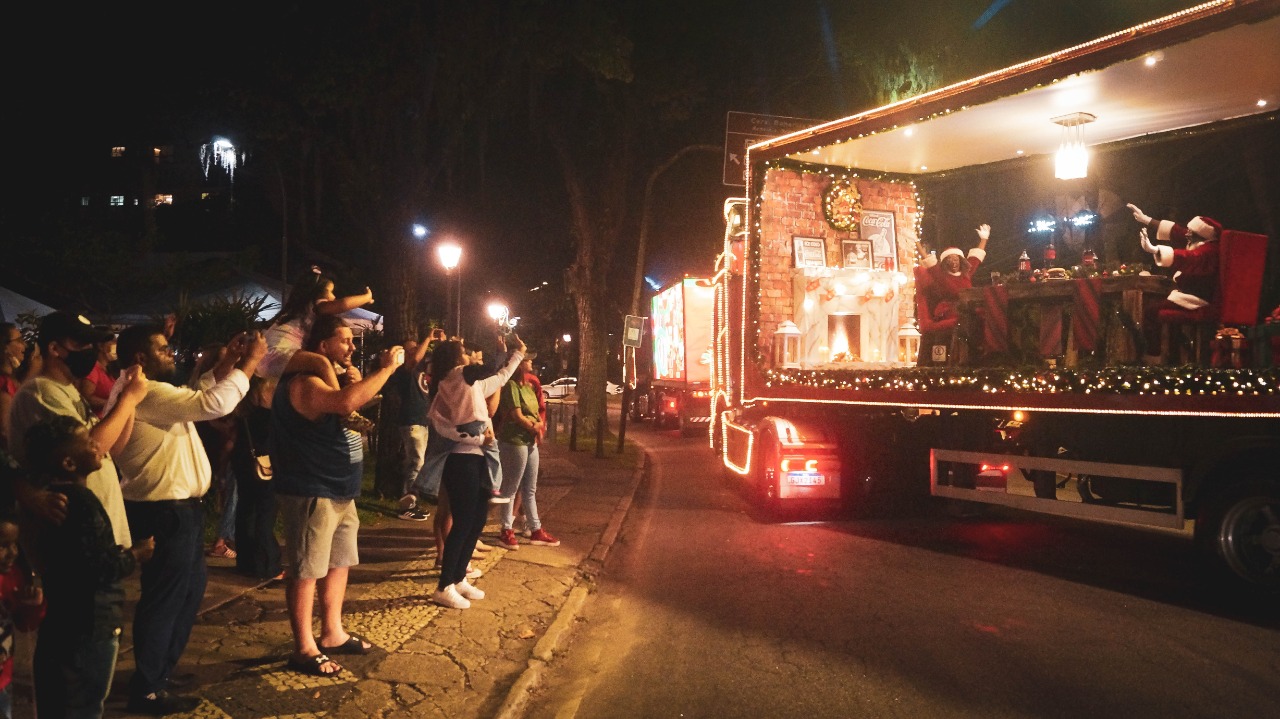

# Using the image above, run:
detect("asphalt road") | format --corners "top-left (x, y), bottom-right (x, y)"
top-left (521, 422), bottom-right (1280, 719)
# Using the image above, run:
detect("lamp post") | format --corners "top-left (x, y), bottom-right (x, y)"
top-left (437, 242), bottom-right (462, 337)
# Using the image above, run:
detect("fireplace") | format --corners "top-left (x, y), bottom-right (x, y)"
top-left (828, 313), bottom-right (860, 362)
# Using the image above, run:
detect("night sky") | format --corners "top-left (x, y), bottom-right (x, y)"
top-left (8, 1), bottom-right (1199, 316)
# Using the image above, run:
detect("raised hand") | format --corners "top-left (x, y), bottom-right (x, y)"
top-left (382, 345), bottom-right (405, 370)
top-left (243, 330), bottom-right (267, 361)
top-left (1127, 203), bottom-right (1152, 225)
top-left (118, 364), bottom-right (149, 406)
top-left (1139, 227), bottom-right (1159, 255)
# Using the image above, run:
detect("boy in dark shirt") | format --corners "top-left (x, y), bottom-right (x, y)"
top-left (23, 416), bottom-right (155, 719)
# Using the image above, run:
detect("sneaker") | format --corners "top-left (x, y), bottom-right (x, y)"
top-left (432, 584), bottom-right (471, 609)
top-left (398, 508), bottom-right (430, 522)
top-left (496, 528), bottom-right (520, 550)
top-left (474, 540), bottom-right (493, 552)
top-left (521, 529), bottom-right (532, 539)
top-left (416, 491), bottom-right (439, 507)
top-left (126, 690), bottom-right (201, 716)
top-left (455, 579), bottom-right (485, 600)
top-left (398, 493), bottom-right (417, 511)
top-left (466, 564), bottom-right (483, 580)
top-left (489, 491), bottom-right (512, 505)
top-left (528, 528), bottom-right (561, 547)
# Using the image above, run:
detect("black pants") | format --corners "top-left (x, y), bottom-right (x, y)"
top-left (124, 498), bottom-right (207, 700)
top-left (437, 454), bottom-right (489, 589)
top-left (234, 466), bottom-right (282, 578)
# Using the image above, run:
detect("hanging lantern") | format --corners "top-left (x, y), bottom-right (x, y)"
top-left (898, 319), bottom-right (922, 366)
top-left (773, 320), bottom-right (802, 369)
top-left (1052, 112), bottom-right (1096, 180)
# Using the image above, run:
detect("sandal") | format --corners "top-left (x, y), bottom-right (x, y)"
top-left (207, 543), bottom-right (238, 559)
top-left (319, 633), bottom-right (372, 655)
top-left (286, 653), bottom-right (342, 677)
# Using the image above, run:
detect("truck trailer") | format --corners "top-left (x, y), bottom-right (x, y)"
top-left (711, 0), bottom-right (1280, 593)
top-left (648, 277), bottom-right (716, 435)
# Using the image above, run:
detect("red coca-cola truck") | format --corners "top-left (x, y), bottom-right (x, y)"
top-left (711, 0), bottom-right (1280, 592)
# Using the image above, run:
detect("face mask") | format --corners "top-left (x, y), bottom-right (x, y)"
top-left (64, 346), bottom-right (98, 379)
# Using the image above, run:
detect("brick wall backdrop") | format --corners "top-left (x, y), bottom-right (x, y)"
top-left (754, 168), bottom-right (919, 357)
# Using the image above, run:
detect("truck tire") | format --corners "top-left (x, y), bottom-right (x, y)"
top-left (1030, 470), bottom-right (1058, 499)
top-left (1194, 477), bottom-right (1280, 593)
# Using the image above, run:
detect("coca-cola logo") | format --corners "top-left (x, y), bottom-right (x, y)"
top-left (862, 215), bottom-right (893, 228)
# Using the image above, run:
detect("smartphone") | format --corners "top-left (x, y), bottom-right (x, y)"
top-left (394, 348), bottom-right (405, 365)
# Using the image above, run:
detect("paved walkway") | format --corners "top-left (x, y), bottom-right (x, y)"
top-left (13, 437), bottom-right (645, 719)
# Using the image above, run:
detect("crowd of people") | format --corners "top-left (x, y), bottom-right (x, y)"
top-left (0, 266), bottom-right (564, 715)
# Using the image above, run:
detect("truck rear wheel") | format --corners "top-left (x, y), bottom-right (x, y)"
top-left (1195, 477), bottom-right (1280, 593)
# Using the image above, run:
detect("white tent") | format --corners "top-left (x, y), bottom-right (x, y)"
top-left (0, 285), bottom-right (57, 324)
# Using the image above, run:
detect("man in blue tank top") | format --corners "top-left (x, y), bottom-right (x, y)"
top-left (270, 315), bottom-right (403, 677)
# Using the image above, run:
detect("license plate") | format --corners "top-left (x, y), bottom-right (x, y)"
top-left (787, 471), bottom-right (825, 486)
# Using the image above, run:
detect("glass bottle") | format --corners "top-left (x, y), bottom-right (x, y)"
top-left (1018, 250), bottom-right (1032, 277)
top-left (1043, 239), bottom-right (1057, 268)
top-left (1082, 246), bottom-right (1097, 274)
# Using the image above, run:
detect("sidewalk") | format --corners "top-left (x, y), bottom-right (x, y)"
top-left (15, 437), bottom-right (645, 719)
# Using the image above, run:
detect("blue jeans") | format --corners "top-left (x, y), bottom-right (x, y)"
top-left (215, 466), bottom-right (238, 542)
top-left (416, 421), bottom-right (501, 497)
top-left (34, 633), bottom-right (120, 719)
top-left (399, 424), bottom-right (429, 496)
top-left (125, 498), bottom-right (207, 700)
top-left (498, 442), bottom-right (541, 532)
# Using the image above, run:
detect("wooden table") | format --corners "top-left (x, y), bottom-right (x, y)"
top-left (956, 274), bottom-right (1172, 367)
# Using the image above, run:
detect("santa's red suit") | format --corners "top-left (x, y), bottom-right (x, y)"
top-left (1139, 215), bottom-right (1222, 351)
top-left (918, 246), bottom-right (986, 324)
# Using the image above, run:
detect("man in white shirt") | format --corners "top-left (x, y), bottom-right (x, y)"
top-left (112, 325), bottom-right (264, 715)
top-left (7, 312), bottom-right (146, 550)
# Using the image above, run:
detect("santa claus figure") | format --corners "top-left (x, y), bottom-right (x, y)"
top-left (1127, 203), bottom-right (1223, 359)
top-left (916, 224), bottom-right (990, 324)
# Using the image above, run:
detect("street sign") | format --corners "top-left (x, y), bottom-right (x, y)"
top-left (723, 111), bottom-right (824, 187)
top-left (622, 315), bottom-right (646, 348)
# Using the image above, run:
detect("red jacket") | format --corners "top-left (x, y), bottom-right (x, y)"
top-left (0, 563), bottom-right (46, 690)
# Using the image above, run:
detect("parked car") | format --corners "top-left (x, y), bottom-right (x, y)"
top-left (541, 377), bottom-right (623, 399)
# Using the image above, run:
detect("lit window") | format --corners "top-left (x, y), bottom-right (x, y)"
top-left (201, 192), bottom-right (211, 200)
top-left (80, 197), bottom-right (90, 207)
top-left (110, 196), bottom-right (124, 206)
top-left (111, 146), bottom-right (125, 158)
top-left (154, 194), bottom-right (173, 206)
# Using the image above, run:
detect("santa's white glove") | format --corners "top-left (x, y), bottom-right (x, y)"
top-left (975, 224), bottom-right (990, 242)
top-left (1126, 203), bottom-right (1152, 226)
top-left (1139, 228), bottom-right (1159, 255)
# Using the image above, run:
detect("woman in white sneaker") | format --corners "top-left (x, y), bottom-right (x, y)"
top-left (495, 355), bottom-right (559, 550)
top-left (425, 335), bottom-right (525, 608)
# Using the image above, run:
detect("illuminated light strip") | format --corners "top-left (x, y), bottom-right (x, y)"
top-left (721, 416), bottom-right (755, 475)
top-left (747, 1), bottom-right (1236, 156)
top-left (739, 393), bottom-right (1280, 419)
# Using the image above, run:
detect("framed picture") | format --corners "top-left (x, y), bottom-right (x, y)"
top-left (861, 210), bottom-right (897, 270)
top-left (792, 236), bottom-right (827, 268)
top-left (842, 240), bottom-right (873, 269)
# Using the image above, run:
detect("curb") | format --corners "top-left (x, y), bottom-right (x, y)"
top-left (493, 446), bottom-right (648, 719)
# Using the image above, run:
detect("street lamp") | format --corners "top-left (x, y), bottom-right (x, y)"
top-left (437, 242), bottom-right (462, 337)
top-left (487, 301), bottom-right (519, 336)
